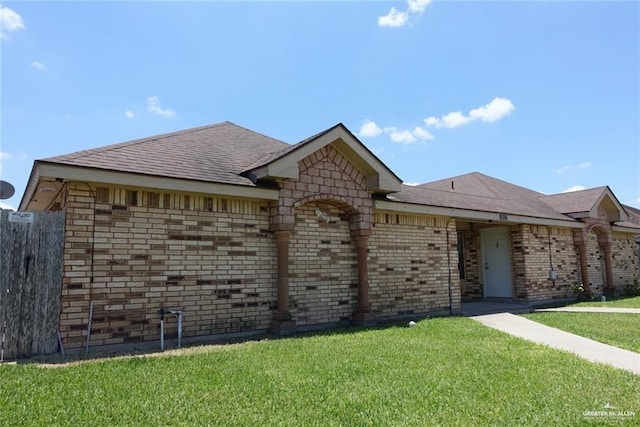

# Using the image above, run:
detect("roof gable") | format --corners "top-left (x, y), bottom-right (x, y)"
top-left (242, 123), bottom-right (402, 193)
top-left (540, 187), bottom-right (628, 222)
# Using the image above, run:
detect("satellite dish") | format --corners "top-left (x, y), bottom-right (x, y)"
top-left (0, 180), bottom-right (15, 200)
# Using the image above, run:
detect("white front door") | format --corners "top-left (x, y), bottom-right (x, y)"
top-left (482, 227), bottom-right (513, 298)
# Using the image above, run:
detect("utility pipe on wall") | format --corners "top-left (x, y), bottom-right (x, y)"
top-left (158, 308), bottom-right (183, 350)
top-left (85, 301), bottom-right (94, 354)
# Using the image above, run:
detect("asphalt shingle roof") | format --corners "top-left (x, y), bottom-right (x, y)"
top-left (389, 172), bottom-right (574, 221)
top-left (43, 121), bottom-right (289, 186)
top-left (539, 187), bottom-right (609, 214)
top-left (37, 123), bottom-right (636, 228)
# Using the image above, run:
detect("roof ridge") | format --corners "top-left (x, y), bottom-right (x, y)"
top-left (474, 172), bottom-right (508, 199)
top-left (541, 186), bottom-right (609, 199)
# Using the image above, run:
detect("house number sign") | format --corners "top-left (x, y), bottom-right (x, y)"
top-left (8, 212), bottom-right (34, 223)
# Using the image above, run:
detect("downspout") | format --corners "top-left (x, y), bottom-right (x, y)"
top-left (77, 183), bottom-right (97, 352)
top-left (547, 226), bottom-right (556, 284)
top-left (445, 217), bottom-right (456, 315)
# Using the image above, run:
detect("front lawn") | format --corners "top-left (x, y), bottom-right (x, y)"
top-left (1, 317), bottom-right (638, 426)
top-left (572, 295), bottom-right (640, 309)
top-left (522, 312), bottom-right (640, 353)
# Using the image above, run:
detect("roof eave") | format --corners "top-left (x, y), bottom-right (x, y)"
top-left (23, 162), bottom-right (280, 210)
top-left (375, 200), bottom-right (582, 228)
top-left (19, 161), bottom-right (42, 211)
top-left (611, 223), bottom-right (640, 234)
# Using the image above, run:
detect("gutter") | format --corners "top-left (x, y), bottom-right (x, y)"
top-left (374, 200), bottom-right (583, 228)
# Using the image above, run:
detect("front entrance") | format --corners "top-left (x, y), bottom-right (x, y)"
top-left (481, 227), bottom-right (513, 298)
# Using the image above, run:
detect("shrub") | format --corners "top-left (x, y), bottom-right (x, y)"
top-left (622, 278), bottom-right (640, 297)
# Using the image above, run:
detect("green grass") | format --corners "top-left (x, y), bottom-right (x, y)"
top-left (522, 312), bottom-right (640, 353)
top-left (572, 295), bottom-right (640, 309)
top-left (1, 317), bottom-right (638, 426)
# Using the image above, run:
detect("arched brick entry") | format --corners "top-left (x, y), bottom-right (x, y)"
top-left (269, 145), bottom-right (375, 334)
top-left (573, 224), bottom-right (614, 296)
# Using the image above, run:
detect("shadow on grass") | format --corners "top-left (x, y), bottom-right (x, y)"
top-left (11, 314), bottom-right (439, 367)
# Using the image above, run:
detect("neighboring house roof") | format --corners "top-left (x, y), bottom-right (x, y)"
top-left (387, 172), bottom-right (574, 222)
top-left (42, 121), bottom-right (289, 187)
top-left (540, 186), bottom-right (627, 222)
top-left (623, 204), bottom-right (640, 225)
top-left (540, 186), bottom-right (608, 215)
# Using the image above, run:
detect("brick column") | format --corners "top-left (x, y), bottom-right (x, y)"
top-left (351, 229), bottom-right (375, 326)
top-left (576, 242), bottom-right (590, 292)
top-left (601, 242), bottom-right (615, 297)
top-left (271, 225), bottom-right (296, 335)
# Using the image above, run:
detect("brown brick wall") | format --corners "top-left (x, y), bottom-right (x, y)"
top-left (369, 212), bottom-right (460, 316)
top-left (459, 225), bottom-right (481, 300)
top-left (289, 202), bottom-right (358, 325)
top-left (57, 156), bottom-right (639, 351)
top-left (611, 231), bottom-right (638, 287)
top-left (586, 231), bottom-right (605, 292)
top-left (516, 225), bottom-right (580, 302)
top-left (60, 183), bottom-right (277, 350)
top-left (457, 224), bottom-right (579, 302)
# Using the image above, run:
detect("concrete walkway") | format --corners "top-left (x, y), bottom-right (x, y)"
top-left (535, 307), bottom-right (640, 314)
top-left (471, 312), bottom-right (640, 375)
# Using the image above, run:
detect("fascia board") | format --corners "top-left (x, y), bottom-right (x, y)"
top-left (35, 163), bottom-right (280, 201)
top-left (19, 164), bottom-right (41, 211)
top-left (611, 224), bottom-right (640, 234)
top-left (374, 200), bottom-right (583, 228)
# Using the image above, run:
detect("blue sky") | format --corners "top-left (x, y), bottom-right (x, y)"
top-left (1, 1), bottom-right (638, 211)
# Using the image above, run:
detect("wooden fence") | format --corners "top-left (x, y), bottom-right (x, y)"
top-left (0, 210), bottom-right (65, 360)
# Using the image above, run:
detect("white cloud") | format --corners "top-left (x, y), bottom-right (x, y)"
top-left (360, 121), bottom-right (435, 144)
top-left (412, 126), bottom-right (434, 140)
top-left (441, 111), bottom-right (473, 128)
top-left (562, 185), bottom-right (586, 193)
top-left (424, 117), bottom-right (440, 127)
top-left (469, 97), bottom-right (515, 122)
top-left (359, 119), bottom-right (382, 137)
top-left (125, 110), bottom-right (135, 119)
top-left (408, 0), bottom-right (431, 13)
top-left (381, 126), bottom-right (433, 144)
top-left (146, 96), bottom-right (175, 117)
top-left (556, 162), bottom-right (591, 174)
top-left (404, 182), bottom-right (421, 186)
top-left (1, 6), bottom-right (25, 39)
top-left (377, 8), bottom-right (408, 28)
top-left (30, 61), bottom-right (46, 71)
top-left (385, 127), bottom-right (416, 144)
top-left (425, 97), bottom-right (515, 129)
top-left (378, 0), bottom-right (431, 28)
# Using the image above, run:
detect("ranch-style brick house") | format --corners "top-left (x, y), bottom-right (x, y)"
top-left (19, 121), bottom-right (640, 351)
